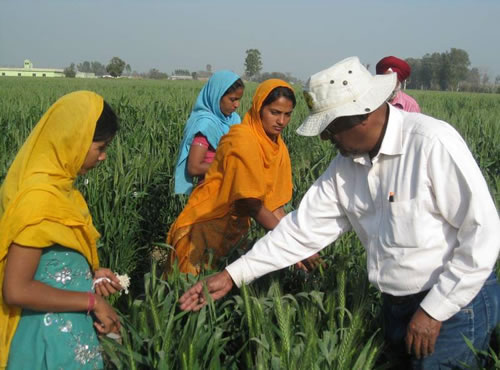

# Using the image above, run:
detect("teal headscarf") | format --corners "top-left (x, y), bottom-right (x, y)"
top-left (174, 70), bottom-right (242, 194)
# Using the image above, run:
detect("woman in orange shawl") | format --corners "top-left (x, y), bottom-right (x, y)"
top-left (0, 91), bottom-right (122, 369)
top-left (166, 79), bottom-right (296, 275)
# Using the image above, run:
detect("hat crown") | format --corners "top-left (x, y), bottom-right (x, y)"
top-left (305, 57), bottom-right (373, 114)
top-left (296, 56), bottom-right (396, 137)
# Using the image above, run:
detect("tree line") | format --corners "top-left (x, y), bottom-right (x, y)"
top-left (64, 57), bottom-right (169, 79)
top-left (406, 48), bottom-right (499, 93)
top-left (63, 48), bottom-right (499, 93)
top-left (64, 57), bottom-right (131, 78)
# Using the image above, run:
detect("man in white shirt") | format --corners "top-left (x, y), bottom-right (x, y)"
top-left (179, 57), bottom-right (500, 368)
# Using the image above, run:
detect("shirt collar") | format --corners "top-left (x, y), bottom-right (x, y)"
top-left (378, 104), bottom-right (404, 157)
top-left (350, 103), bottom-right (404, 166)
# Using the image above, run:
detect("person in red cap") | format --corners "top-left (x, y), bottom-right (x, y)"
top-left (376, 56), bottom-right (421, 113)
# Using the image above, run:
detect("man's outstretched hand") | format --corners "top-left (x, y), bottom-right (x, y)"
top-left (179, 270), bottom-right (234, 311)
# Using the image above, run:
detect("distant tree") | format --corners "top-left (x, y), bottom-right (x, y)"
top-left (422, 52), bottom-right (443, 89)
top-left (285, 72), bottom-right (302, 85)
top-left (77, 61), bottom-right (92, 73)
top-left (466, 67), bottom-right (481, 86)
top-left (256, 71), bottom-right (285, 83)
top-left (255, 71), bottom-right (301, 85)
top-left (91, 61), bottom-right (107, 76)
top-left (106, 57), bottom-right (126, 77)
top-left (192, 71), bottom-right (198, 80)
top-left (206, 64), bottom-right (212, 73)
top-left (482, 73), bottom-right (490, 85)
top-left (64, 63), bottom-right (76, 78)
top-left (174, 69), bottom-right (191, 76)
top-left (438, 53), bottom-right (452, 90)
top-left (446, 48), bottom-right (470, 90)
top-left (148, 68), bottom-right (168, 79)
top-left (405, 58), bottom-right (422, 89)
top-left (125, 64), bottom-right (132, 76)
top-left (244, 49), bottom-right (262, 79)
top-left (495, 75), bottom-right (500, 85)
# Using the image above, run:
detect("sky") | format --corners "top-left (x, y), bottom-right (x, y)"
top-left (1, 0), bottom-right (499, 81)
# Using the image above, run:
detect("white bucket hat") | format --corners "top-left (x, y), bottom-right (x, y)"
top-left (297, 56), bottom-right (397, 136)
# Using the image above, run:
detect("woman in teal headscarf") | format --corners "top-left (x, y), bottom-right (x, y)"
top-left (174, 70), bottom-right (244, 194)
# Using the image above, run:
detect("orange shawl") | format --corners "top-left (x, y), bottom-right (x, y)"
top-left (168, 79), bottom-right (293, 238)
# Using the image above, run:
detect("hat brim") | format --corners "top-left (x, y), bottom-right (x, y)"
top-left (296, 73), bottom-right (397, 136)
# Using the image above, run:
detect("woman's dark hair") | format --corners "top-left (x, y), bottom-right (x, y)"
top-left (223, 78), bottom-right (245, 96)
top-left (93, 101), bottom-right (119, 141)
top-left (261, 86), bottom-right (296, 109)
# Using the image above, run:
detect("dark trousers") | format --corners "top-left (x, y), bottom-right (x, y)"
top-left (382, 272), bottom-right (500, 369)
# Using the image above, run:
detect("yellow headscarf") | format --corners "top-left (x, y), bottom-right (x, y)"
top-left (0, 91), bottom-right (103, 366)
top-left (169, 79), bottom-right (294, 229)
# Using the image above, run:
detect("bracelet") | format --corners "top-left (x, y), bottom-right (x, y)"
top-left (87, 292), bottom-right (96, 315)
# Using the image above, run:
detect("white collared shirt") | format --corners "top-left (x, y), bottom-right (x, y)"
top-left (226, 104), bottom-right (500, 321)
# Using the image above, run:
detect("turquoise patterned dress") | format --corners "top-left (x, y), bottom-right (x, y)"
top-left (7, 245), bottom-right (103, 369)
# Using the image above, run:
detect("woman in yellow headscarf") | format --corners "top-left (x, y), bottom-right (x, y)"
top-left (166, 79), bottom-right (296, 275)
top-left (0, 91), bottom-right (121, 369)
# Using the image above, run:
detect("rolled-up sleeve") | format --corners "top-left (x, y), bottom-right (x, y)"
top-left (227, 161), bottom-right (352, 287)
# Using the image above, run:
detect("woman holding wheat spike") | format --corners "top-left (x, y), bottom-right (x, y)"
top-left (0, 91), bottom-right (125, 369)
top-left (166, 79), bottom-right (302, 275)
top-left (174, 70), bottom-right (245, 195)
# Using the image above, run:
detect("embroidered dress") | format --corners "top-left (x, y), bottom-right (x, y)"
top-left (7, 245), bottom-right (102, 369)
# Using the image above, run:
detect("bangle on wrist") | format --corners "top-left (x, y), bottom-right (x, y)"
top-left (87, 292), bottom-right (96, 315)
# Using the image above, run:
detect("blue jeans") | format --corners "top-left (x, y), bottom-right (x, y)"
top-left (382, 272), bottom-right (500, 369)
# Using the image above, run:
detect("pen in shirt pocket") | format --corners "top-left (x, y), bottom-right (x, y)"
top-left (388, 192), bottom-right (395, 202)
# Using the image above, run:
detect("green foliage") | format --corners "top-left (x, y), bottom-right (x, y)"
top-left (92, 61), bottom-right (108, 76)
top-left (0, 78), bottom-right (498, 368)
top-left (76, 60), bottom-right (107, 76)
top-left (244, 49), bottom-right (263, 79)
top-left (101, 238), bottom-right (382, 369)
top-left (78, 61), bottom-right (92, 73)
top-left (406, 48), bottom-right (471, 91)
top-left (174, 69), bottom-right (191, 76)
top-left (148, 68), bottom-right (168, 79)
top-left (64, 63), bottom-right (77, 78)
top-left (106, 57), bottom-right (127, 77)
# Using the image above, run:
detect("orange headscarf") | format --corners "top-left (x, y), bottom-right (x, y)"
top-left (0, 91), bottom-right (102, 367)
top-left (169, 79), bottom-right (294, 230)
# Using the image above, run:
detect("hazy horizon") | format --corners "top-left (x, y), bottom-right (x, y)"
top-left (1, 0), bottom-right (499, 81)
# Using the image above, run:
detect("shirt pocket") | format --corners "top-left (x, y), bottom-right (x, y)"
top-left (379, 198), bottom-right (421, 248)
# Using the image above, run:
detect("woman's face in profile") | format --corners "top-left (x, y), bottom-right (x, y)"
top-left (220, 87), bottom-right (244, 117)
top-left (78, 139), bottom-right (112, 175)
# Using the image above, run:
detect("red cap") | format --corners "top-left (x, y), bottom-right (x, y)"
top-left (376, 56), bottom-right (411, 82)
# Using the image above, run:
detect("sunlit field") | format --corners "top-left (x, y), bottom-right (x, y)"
top-left (1, 77), bottom-right (499, 369)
